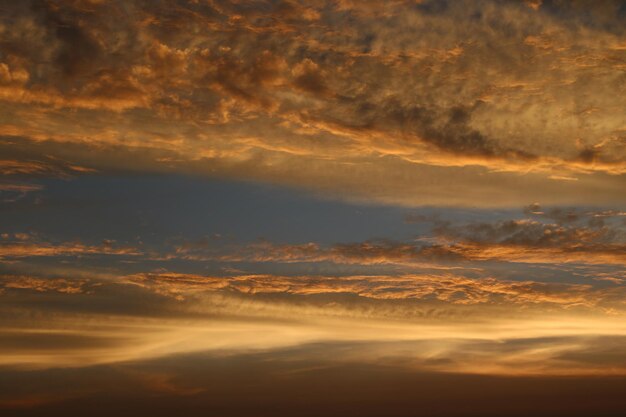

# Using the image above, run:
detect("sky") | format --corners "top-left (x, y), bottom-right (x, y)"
top-left (0, 0), bottom-right (625, 415)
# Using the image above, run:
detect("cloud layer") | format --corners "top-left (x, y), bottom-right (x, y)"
top-left (0, 0), bottom-right (624, 205)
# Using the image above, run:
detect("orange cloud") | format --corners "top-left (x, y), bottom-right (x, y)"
top-left (2, 270), bottom-right (626, 375)
top-left (0, 237), bottom-right (141, 259)
top-left (173, 233), bottom-right (625, 267)
top-left (2, 276), bottom-right (86, 294)
top-left (125, 272), bottom-right (626, 313)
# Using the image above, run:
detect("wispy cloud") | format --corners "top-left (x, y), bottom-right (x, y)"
top-left (169, 205), bottom-right (626, 266)
top-left (2, 270), bottom-right (626, 375)
top-left (0, 233), bottom-right (142, 259)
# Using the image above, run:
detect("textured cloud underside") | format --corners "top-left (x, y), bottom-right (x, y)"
top-left (0, 0), bottom-right (624, 205)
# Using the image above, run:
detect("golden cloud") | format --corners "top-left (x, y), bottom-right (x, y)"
top-left (0, 0), bottom-right (623, 206)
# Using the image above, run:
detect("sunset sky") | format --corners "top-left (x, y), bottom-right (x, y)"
top-left (1, 0), bottom-right (626, 415)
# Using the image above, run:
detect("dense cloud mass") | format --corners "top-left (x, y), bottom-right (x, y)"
top-left (0, 0), bottom-right (625, 205)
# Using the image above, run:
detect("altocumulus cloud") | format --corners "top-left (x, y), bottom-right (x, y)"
top-left (0, 0), bottom-right (624, 206)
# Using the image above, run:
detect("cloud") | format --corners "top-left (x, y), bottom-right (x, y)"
top-left (3, 344), bottom-right (626, 417)
top-left (1, 204), bottom-right (622, 273)
top-left (0, 0), bottom-right (623, 206)
top-left (0, 233), bottom-right (142, 259)
top-left (0, 159), bottom-right (95, 178)
top-left (2, 270), bottom-right (626, 377)
top-left (430, 208), bottom-right (626, 264)
top-left (7, 269), bottom-right (621, 316)
top-left (4, 267), bottom-right (626, 327)
top-left (169, 205), bottom-right (626, 266)
top-left (2, 276), bottom-right (86, 294)
top-left (523, 203), bottom-right (626, 226)
top-left (0, 181), bottom-right (43, 202)
top-left (0, 182), bottom-right (42, 193)
top-left (0, 152), bottom-right (96, 202)
top-left (128, 272), bottom-right (626, 311)
top-left (185, 239), bottom-right (466, 268)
